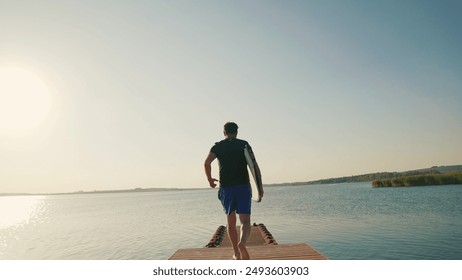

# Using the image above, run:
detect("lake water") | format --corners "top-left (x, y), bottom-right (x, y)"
top-left (1, 183), bottom-right (462, 260)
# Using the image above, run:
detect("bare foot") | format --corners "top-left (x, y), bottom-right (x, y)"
top-left (238, 242), bottom-right (250, 260)
top-left (232, 245), bottom-right (241, 260)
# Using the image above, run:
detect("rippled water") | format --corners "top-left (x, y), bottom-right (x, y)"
top-left (1, 183), bottom-right (462, 259)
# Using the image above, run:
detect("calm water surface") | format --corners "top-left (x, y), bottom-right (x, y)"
top-left (1, 183), bottom-right (462, 259)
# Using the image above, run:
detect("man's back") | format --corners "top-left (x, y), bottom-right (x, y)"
top-left (211, 138), bottom-right (250, 188)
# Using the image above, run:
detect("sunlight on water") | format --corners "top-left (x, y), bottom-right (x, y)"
top-left (1, 185), bottom-right (462, 259)
top-left (0, 196), bottom-right (47, 229)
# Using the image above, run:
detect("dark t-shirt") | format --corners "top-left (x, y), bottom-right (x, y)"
top-left (210, 138), bottom-right (250, 188)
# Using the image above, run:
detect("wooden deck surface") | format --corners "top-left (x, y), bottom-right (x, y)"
top-left (169, 224), bottom-right (327, 260)
top-left (169, 243), bottom-right (327, 260)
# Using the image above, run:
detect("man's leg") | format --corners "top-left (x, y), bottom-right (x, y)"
top-left (226, 212), bottom-right (241, 260)
top-left (238, 213), bottom-right (251, 260)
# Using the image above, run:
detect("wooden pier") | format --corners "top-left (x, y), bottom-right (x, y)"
top-left (169, 223), bottom-right (327, 260)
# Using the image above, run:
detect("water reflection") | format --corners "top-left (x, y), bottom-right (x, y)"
top-left (0, 196), bottom-right (48, 229)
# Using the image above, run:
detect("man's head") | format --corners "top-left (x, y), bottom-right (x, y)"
top-left (224, 122), bottom-right (238, 137)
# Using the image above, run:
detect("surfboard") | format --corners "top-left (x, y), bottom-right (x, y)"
top-left (244, 145), bottom-right (263, 202)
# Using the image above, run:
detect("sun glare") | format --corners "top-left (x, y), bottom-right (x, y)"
top-left (0, 196), bottom-right (48, 229)
top-left (0, 67), bottom-right (53, 136)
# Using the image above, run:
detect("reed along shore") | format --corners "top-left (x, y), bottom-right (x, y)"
top-left (372, 172), bottom-right (462, 188)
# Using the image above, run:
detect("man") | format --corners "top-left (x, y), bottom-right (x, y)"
top-left (204, 122), bottom-right (261, 260)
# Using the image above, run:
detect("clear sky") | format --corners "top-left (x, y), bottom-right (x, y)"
top-left (1, 0), bottom-right (461, 194)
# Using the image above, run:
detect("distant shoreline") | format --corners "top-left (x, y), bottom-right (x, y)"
top-left (372, 172), bottom-right (462, 188)
top-left (2, 165), bottom-right (462, 197)
top-left (267, 165), bottom-right (462, 187)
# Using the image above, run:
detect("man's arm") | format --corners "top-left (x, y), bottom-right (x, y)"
top-left (204, 152), bottom-right (218, 188)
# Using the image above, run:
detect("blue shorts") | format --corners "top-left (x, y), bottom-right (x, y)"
top-left (218, 184), bottom-right (251, 215)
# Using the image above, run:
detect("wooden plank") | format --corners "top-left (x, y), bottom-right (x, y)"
top-left (169, 243), bottom-right (327, 260)
top-left (169, 224), bottom-right (328, 260)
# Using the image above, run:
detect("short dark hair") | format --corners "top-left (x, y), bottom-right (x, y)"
top-left (224, 122), bottom-right (238, 134)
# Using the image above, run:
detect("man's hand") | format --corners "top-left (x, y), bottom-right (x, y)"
top-left (208, 178), bottom-right (219, 188)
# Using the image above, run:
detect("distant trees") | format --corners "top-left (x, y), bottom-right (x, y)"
top-left (265, 165), bottom-right (462, 188)
top-left (300, 170), bottom-right (441, 185)
top-left (372, 172), bottom-right (462, 188)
